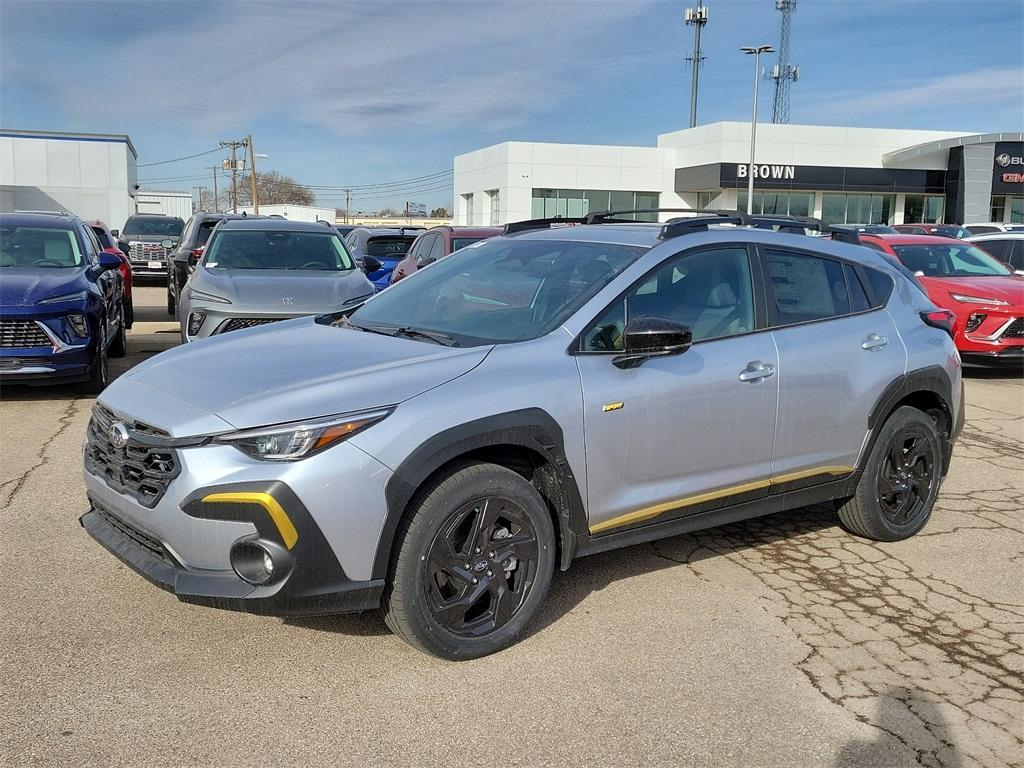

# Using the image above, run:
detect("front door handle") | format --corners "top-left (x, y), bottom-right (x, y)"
top-left (738, 361), bottom-right (776, 382)
top-left (861, 333), bottom-right (888, 351)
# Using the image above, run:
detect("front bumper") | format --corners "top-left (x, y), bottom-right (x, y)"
top-left (0, 314), bottom-right (95, 384)
top-left (81, 485), bottom-right (384, 617)
top-left (955, 312), bottom-right (1023, 360)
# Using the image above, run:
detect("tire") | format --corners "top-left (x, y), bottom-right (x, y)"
top-left (80, 322), bottom-right (109, 395)
top-left (167, 282), bottom-right (176, 317)
top-left (109, 312), bottom-right (127, 358)
top-left (124, 297), bottom-right (134, 329)
top-left (382, 462), bottom-right (556, 660)
top-left (836, 406), bottom-right (943, 542)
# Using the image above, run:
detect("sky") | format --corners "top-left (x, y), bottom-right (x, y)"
top-left (1, 0), bottom-right (1022, 212)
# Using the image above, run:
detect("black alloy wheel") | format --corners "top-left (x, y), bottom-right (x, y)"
top-left (876, 424), bottom-right (936, 525)
top-left (423, 496), bottom-right (540, 637)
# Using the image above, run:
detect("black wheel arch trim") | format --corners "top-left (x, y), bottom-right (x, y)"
top-left (862, 365), bottom-right (959, 476)
top-left (373, 408), bottom-right (587, 579)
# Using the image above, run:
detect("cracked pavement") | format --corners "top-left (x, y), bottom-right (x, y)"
top-left (1, 288), bottom-right (1022, 768)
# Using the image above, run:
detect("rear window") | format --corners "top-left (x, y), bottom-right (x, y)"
top-left (451, 237), bottom-right (487, 252)
top-left (90, 226), bottom-right (114, 249)
top-left (366, 236), bottom-right (415, 257)
top-left (196, 220), bottom-right (219, 247)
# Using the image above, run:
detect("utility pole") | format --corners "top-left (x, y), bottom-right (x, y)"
top-left (770, 0), bottom-right (799, 124)
top-left (247, 134), bottom-right (259, 215)
top-left (345, 189), bottom-right (351, 224)
top-left (219, 139), bottom-right (247, 212)
top-left (192, 185), bottom-right (206, 212)
top-left (208, 166), bottom-right (219, 212)
top-left (684, 1), bottom-right (709, 128)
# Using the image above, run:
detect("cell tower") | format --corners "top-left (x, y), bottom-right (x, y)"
top-left (770, 0), bottom-right (799, 124)
top-left (684, 1), bottom-right (709, 128)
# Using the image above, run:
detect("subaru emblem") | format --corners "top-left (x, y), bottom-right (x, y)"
top-left (109, 422), bottom-right (130, 449)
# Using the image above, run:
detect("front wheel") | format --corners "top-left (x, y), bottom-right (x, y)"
top-left (80, 323), bottom-right (109, 395)
top-left (109, 311), bottom-right (127, 358)
top-left (166, 281), bottom-right (176, 317)
top-left (382, 463), bottom-right (556, 660)
top-left (836, 406), bottom-right (943, 541)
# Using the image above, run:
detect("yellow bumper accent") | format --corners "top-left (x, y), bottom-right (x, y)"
top-left (588, 466), bottom-right (855, 535)
top-left (201, 492), bottom-right (299, 550)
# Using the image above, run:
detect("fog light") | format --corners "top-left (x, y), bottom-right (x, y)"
top-left (187, 311), bottom-right (206, 337)
top-left (229, 538), bottom-right (291, 586)
top-left (965, 313), bottom-right (986, 333)
top-left (67, 313), bottom-right (88, 338)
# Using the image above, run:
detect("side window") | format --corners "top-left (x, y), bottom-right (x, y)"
top-left (977, 239), bottom-right (1011, 263)
top-left (1010, 241), bottom-right (1024, 271)
top-left (845, 264), bottom-right (871, 313)
top-left (862, 266), bottom-right (897, 306)
top-left (582, 247), bottom-right (755, 351)
top-left (427, 233), bottom-right (445, 262)
top-left (179, 218), bottom-right (195, 246)
top-left (765, 249), bottom-right (850, 325)
top-left (405, 234), bottom-right (424, 260)
top-left (80, 225), bottom-right (99, 262)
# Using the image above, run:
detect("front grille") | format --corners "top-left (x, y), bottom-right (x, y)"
top-left (0, 320), bottom-right (51, 349)
top-left (1001, 318), bottom-right (1023, 339)
top-left (92, 503), bottom-right (176, 566)
top-left (128, 241), bottom-right (171, 261)
top-left (217, 317), bottom-right (286, 334)
top-left (85, 405), bottom-right (179, 508)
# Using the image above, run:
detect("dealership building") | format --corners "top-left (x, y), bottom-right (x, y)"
top-left (0, 129), bottom-right (141, 229)
top-left (453, 123), bottom-right (1024, 227)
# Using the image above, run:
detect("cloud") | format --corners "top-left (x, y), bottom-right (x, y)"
top-left (808, 66), bottom-right (1024, 122)
top-left (4, 0), bottom-right (656, 137)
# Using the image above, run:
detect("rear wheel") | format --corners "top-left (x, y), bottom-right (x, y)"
top-left (382, 463), bottom-right (556, 659)
top-left (166, 279), bottom-right (176, 316)
top-left (836, 406), bottom-right (942, 541)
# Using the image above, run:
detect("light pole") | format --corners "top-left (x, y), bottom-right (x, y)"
top-left (741, 44), bottom-right (774, 215)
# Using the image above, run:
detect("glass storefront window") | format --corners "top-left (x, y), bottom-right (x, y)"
top-left (1011, 197), bottom-right (1024, 224)
top-left (905, 195), bottom-right (944, 224)
top-left (820, 193), bottom-right (894, 225)
top-left (990, 196), bottom-right (1006, 223)
top-left (738, 190), bottom-right (814, 217)
top-left (530, 189), bottom-right (660, 221)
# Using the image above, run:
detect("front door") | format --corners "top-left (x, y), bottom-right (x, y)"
top-left (574, 245), bottom-right (779, 535)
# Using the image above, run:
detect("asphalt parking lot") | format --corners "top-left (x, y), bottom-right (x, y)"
top-left (1, 286), bottom-right (1021, 768)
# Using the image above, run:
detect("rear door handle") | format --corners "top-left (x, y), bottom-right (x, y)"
top-left (738, 361), bottom-right (776, 382)
top-left (862, 333), bottom-right (888, 351)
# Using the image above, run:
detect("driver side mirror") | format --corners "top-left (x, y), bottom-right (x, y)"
top-left (613, 317), bottom-right (692, 369)
top-left (97, 251), bottom-right (123, 271)
top-left (362, 255), bottom-right (382, 274)
top-left (111, 229), bottom-right (119, 237)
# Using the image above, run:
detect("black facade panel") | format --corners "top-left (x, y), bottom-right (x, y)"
top-left (945, 146), bottom-right (964, 224)
top-left (991, 141), bottom-right (1024, 196)
top-left (703, 163), bottom-right (946, 193)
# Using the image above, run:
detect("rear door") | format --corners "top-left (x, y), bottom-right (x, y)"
top-left (762, 246), bottom-right (907, 489)
top-left (575, 244), bottom-right (779, 535)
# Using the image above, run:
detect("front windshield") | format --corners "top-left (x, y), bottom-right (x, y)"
top-left (933, 226), bottom-right (969, 239)
top-left (892, 243), bottom-right (1012, 277)
top-left (203, 229), bottom-right (354, 271)
top-left (0, 225), bottom-right (83, 268)
top-left (352, 236), bottom-right (647, 345)
top-left (122, 217), bottom-right (184, 237)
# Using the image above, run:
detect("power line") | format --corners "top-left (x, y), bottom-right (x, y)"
top-left (137, 147), bottom-right (221, 168)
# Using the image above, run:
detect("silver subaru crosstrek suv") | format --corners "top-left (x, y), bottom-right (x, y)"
top-left (81, 211), bottom-right (964, 659)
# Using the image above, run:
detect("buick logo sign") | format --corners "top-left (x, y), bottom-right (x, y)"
top-left (109, 422), bottom-right (130, 449)
top-left (996, 154), bottom-right (1012, 167)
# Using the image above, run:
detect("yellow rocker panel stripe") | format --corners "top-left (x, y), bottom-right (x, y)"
top-left (200, 492), bottom-right (299, 550)
top-left (589, 465), bottom-right (855, 535)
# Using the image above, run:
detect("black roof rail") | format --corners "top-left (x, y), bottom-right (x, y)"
top-left (502, 216), bottom-right (586, 235)
top-left (748, 214), bottom-right (831, 234)
top-left (583, 208), bottom-right (701, 224)
top-left (660, 211), bottom-right (748, 239)
top-left (828, 225), bottom-right (863, 245)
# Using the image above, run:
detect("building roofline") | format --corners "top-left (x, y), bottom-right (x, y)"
top-left (882, 131), bottom-right (1024, 165)
top-left (0, 128), bottom-right (138, 159)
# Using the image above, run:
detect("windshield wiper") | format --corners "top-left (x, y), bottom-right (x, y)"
top-left (351, 322), bottom-right (457, 346)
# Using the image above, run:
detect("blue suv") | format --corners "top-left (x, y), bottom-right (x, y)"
top-left (1, 212), bottom-right (127, 393)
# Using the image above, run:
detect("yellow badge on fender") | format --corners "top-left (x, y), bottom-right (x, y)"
top-left (602, 402), bottom-right (624, 412)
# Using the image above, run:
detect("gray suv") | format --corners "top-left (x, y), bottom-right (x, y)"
top-left (81, 211), bottom-right (963, 659)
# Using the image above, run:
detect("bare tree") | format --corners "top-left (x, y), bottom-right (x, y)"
top-left (377, 206), bottom-right (398, 217)
top-left (430, 207), bottom-right (450, 217)
top-left (237, 171), bottom-right (314, 207)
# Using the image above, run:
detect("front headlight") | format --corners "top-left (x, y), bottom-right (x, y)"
top-left (950, 293), bottom-right (1009, 305)
top-left (214, 408), bottom-right (392, 461)
top-left (189, 288), bottom-right (232, 304)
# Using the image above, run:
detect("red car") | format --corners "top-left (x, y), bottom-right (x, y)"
top-left (858, 233), bottom-right (1023, 365)
top-left (390, 226), bottom-right (503, 285)
top-left (87, 220), bottom-right (134, 328)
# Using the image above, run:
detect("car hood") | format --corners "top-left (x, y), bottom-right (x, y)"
top-left (113, 317), bottom-right (491, 430)
top-left (921, 275), bottom-right (1024, 308)
top-left (0, 268), bottom-right (87, 307)
top-left (193, 268), bottom-right (373, 312)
